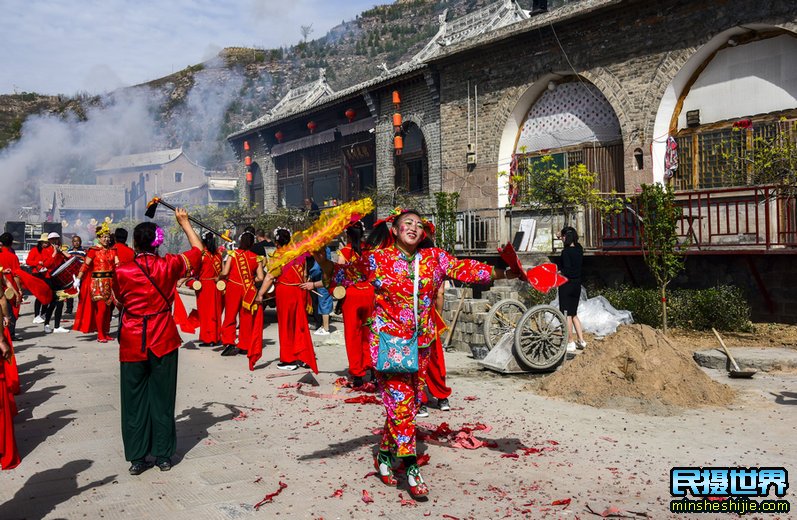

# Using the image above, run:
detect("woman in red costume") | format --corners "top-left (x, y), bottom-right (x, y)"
top-left (0, 233), bottom-right (23, 340)
top-left (336, 221), bottom-right (374, 387)
top-left (256, 228), bottom-right (316, 372)
top-left (112, 208), bottom-right (203, 475)
top-left (26, 233), bottom-right (62, 323)
top-left (74, 224), bottom-right (118, 342)
top-left (317, 209), bottom-right (515, 498)
top-left (0, 293), bottom-right (20, 470)
top-left (195, 232), bottom-right (224, 346)
top-left (418, 285), bottom-right (452, 417)
top-left (218, 231), bottom-right (264, 369)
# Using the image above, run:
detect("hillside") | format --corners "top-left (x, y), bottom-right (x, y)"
top-left (0, 0), bottom-right (541, 214)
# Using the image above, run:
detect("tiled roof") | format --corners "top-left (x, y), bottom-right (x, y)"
top-left (95, 148), bottom-right (185, 172)
top-left (40, 184), bottom-right (126, 211)
top-left (229, 0), bottom-right (529, 139)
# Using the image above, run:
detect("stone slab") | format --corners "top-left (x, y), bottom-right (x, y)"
top-left (693, 347), bottom-right (797, 372)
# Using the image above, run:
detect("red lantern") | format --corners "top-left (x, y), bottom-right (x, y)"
top-left (394, 135), bottom-right (403, 155)
top-left (307, 121), bottom-right (317, 133)
top-left (245, 156), bottom-right (252, 166)
top-left (274, 130), bottom-right (284, 143)
top-left (246, 170), bottom-right (253, 183)
top-left (345, 108), bottom-right (356, 122)
top-left (393, 113), bottom-right (402, 131)
top-left (243, 140), bottom-right (250, 151)
top-left (392, 90), bottom-right (401, 105)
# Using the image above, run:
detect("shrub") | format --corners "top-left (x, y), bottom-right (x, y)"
top-left (597, 285), bottom-right (752, 332)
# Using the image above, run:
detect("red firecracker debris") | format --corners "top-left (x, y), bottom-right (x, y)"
top-left (253, 481), bottom-right (287, 510)
top-left (279, 382), bottom-right (301, 389)
top-left (417, 453), bottom-right (430, 466)
top-left (501, 453), bottom-right (520, 458)
top-left (344, 395), bottom-right (381, 405)
top-left (361, 489), bottom-right (374, 503)
top-left (600, 436), bottom-right (618, 443)
top-left (442, 515), bottom-right (460, 520)
top-left (253, 476), bottom-right (263, 483)
top-left (233, 411), bottom-right (248, 421)
top-left (331, 489), bottom-right (344, 498)
top-left (464, 396), bottom-right (479, 401)
top-left (398, 493), bottom-right (416, 506)
top-left (552, 498), bottom-right (571, 507)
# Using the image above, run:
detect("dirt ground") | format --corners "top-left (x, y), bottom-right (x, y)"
top-left (666, 323), bottom-right (797, 350)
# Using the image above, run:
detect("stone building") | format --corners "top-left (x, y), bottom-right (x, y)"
top-left (94, 148), bottom-right (208, 219)
top-left (229, 0), bottom-right (797, 321)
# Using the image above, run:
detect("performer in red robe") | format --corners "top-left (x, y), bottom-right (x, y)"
top-left (0, 233), bottom-right (23, 339)
top-left (0, 294), bottom-right (20, 470)
top-left (112, 228), bottom-right (136, 264)
top-left (419, 301), bottom-right (452, 413)
top-left (112, 208), bottom-right (203, 475)
top-left (195, 233), bottom-right (223, 346)
top-left (256, 228), bottom-right (316, 373)
top-left (337, 222), bottom-right (374, 386)
top-left (74, 224), bottom-right (117, 342)
top-left (218, 232), bottom-right (264, 369)
top-left (26, 234), bottom-right (62, 321)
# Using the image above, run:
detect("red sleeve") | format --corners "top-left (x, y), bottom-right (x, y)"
top-left (25, 248), bottom-right (40, 267)
top-left (170, 247), bottom-right (202, 280)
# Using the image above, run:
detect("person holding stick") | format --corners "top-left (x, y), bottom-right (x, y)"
top-left (112, 208), bottom-right (203, 475)
top-left (314, 208), bottom-right (515, 498)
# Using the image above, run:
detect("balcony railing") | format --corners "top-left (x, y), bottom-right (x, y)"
top-left (423, 185), bottom-right (797, 255)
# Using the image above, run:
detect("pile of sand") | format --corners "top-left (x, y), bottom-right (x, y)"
top-left (536, 324), bottom-right (735, 412)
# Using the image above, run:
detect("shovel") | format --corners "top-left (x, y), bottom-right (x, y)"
top-left (711, 328), bottom-right (756, 378)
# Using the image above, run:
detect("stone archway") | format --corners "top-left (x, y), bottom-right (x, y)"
top-left (651, 25), bottom-right (797, 184)
top-left (497, 75), bottom-right (624, 206)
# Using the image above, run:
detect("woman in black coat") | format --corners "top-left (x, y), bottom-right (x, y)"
top-left (558, 226), bottom-right (587, 352)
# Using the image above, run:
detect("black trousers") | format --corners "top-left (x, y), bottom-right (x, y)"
top-left (120, 349), bottom-right (179, 462)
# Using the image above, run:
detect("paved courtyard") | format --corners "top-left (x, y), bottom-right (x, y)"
top-left (0, 295), bottom-right (795, 519)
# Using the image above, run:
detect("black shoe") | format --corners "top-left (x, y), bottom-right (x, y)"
top-left (156, 458), bottom-right (172, 471)
top-left (352, 376), bottom-right (364, 387)
top-left (277, 361), bottom-right (298, 371)
top-left (198, 342), bottom-right (212, 347)
top-left (236, 348), bottom-right (247, 356)
top-left (128, 459), bottom-right (149, 475)
top-left (220, 344), bottom-right (238, 356)
top-left (417, 405), bottom-right (429, 418)
top-left (437, 398), bottom-right (450, 411)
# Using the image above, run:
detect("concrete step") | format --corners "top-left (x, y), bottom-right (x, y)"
top-left (693, 347), bottom-right (797, 372)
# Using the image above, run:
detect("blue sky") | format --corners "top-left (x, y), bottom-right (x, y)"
top-left (1, 0), bottom-right (380, 95)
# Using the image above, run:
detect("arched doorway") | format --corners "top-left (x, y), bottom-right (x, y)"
top-left (498, 76), bottom-right (624, 206)
top-left (249, 162), bottom-right (263, 210)
top-left (394, 123), bottom-right (428, 195)
top-left (652, 27), bottom-right (797, 186)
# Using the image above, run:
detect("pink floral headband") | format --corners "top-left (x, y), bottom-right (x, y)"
top-left (151, 226), bottom-right (165, 248)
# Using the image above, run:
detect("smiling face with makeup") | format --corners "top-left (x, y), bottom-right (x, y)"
top-left (390, 212), bottom-right (425, 255)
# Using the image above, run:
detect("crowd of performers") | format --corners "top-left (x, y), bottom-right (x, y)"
top-left (0, 206), bottom-right (515, 501)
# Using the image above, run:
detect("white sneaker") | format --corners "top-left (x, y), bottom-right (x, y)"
top-left (53, 327), bottom-right (70, 334)
top-left (313, 328), bottom-right (330, 336)
top-left (44, 324), bottom-right (53, 333)
top-left (32, 315), bottom-right (45, 324)
top-left (566, 342), bottom-right (577, 353)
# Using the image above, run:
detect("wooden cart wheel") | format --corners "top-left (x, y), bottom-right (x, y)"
top-left (513, 305), bottom-right (568, 372)
top-left (483, 298), bottom-right (527, 350)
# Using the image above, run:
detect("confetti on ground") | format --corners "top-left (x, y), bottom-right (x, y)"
top-left (343, 395), bottom-right (381, 405)
top-left (361, 489), bottom-right (374, 503)
top-left (330, 489), bottom-right (344, 498)
top-left (253, 481), bottom-right (287, 510)
top-left (233, 411), bottom-right (248, 421)
top-left (551, 498), bottom-right (571, 506)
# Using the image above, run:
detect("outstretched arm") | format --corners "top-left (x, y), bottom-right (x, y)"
top-left (175, 208), bottom-right (203, 251)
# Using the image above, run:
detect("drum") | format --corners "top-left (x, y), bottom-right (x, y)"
top-left (187, 279), bottom-right (202, 290)
top-left (3, 287), bottom-right (14, 300)
top-left (51, 257), bottom-right (82, 290)
top-left (332, 286), bottom-right (346, 300)
top-left (216, 280), bottom-right (227, 291)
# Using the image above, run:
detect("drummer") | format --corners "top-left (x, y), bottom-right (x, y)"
top-left (41, 233), bottom-right (68, 334)
top-left (65, 235), bottom-right (87, 315)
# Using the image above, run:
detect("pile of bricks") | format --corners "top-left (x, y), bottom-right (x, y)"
top-left (441, 279), bottom-right (525, 359)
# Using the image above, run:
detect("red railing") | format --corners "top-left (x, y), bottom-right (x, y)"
top-left (598, 185), bottom-right (797, 252)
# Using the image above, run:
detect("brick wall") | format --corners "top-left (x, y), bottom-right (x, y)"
top-left (435, 0), bottom-right (797, 209)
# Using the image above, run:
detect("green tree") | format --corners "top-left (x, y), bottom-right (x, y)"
top-left (433, 191), bottom-right (459, 253)
top-left (522, 154), bottom-right (623, 223)
top-left (637, 183), bottom-right (686, 334)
